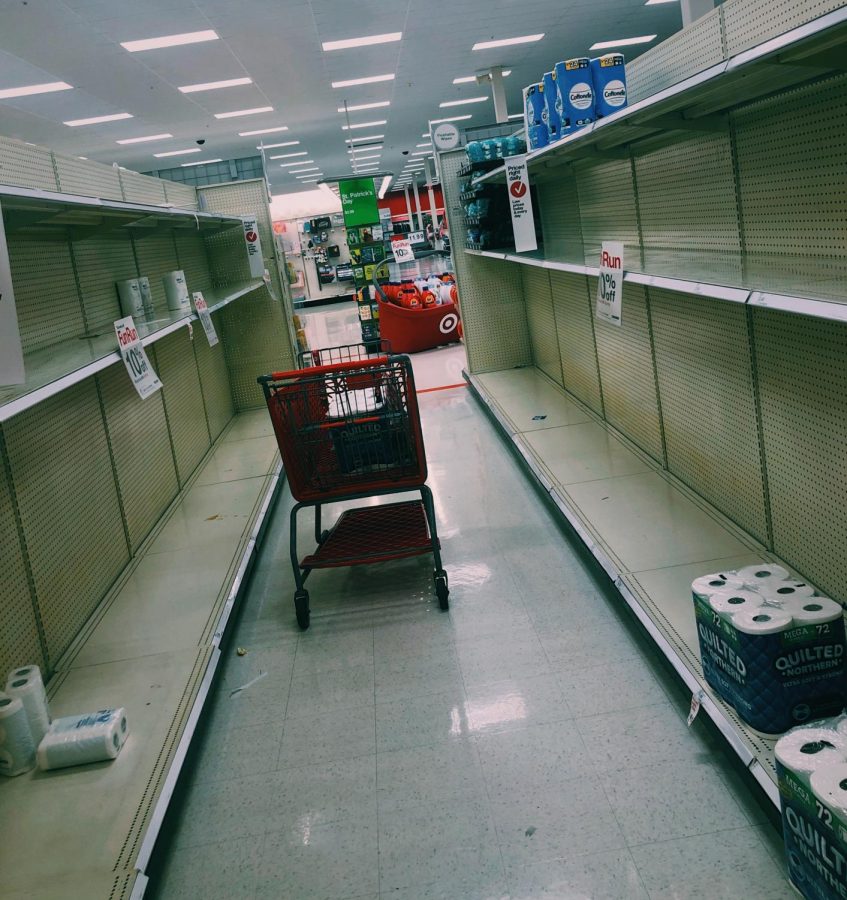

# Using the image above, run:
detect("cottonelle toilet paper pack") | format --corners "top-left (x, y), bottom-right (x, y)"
top-left (37, 708), bottom-right (129, 771)
top-left (0, 692), bottom-right (36, 776)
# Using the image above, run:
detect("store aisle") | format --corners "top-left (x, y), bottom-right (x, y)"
top-left (151, 388), bottom-right (792, 899)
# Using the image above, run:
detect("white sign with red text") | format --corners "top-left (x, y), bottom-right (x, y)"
top-left (391, 237), bottom-right (415, 264)
top-left (595, 241), bottom-right (624, 326)
top-left (192, 292), bottom-right (219, 347)
top-left (115, 317), bottom-right (162, 399)
top-left (505, 155), bottom-right (537, 253)
top-left (0, 203), bottom-right (25, 385)
top-left (242, 215), bottom-right (264, 278)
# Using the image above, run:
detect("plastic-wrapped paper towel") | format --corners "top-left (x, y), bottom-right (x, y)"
top-left (708, 588), bottom-right (762, 620)
top-left (0, 692), bottom-right (36, 777)
top-left (5, 665), bottom-right (50, 745)
top-left (37, 708), bottom-right (128, 771)
top-left (736, 562), bottom-right (790, 590)
top-left (691, 572), bottom-right (746, 602)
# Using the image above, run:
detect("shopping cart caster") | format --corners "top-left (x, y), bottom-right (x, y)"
top-left (434, 571), bottom-right (449, 611)
top-left (294, 589), bottom-right (310, 630)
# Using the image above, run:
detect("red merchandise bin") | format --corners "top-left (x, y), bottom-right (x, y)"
top-left (375, 295), bottom-right (462, 354)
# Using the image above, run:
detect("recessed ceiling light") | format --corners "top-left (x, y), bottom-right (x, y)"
top-left (322, 32), bottom-right (402, 51)
top-left (181, 158), bottom-right (223, 166)
top-left (0, 81), bottom-right (72, 99)
top-left (430, 114), bottom-right (472, 124)
top-left (121, 30), bottom-right (219, 52)
top-left (341, 119), bottom-right (388, 130)
top-left (154, 147), bottom-right (203, 157)
top-left (346, 134), bottom-right (385, 144)
top-left (268, 151), bottom-right (308, 159)
top-left (279, 159), bottom-right (314, 166)
top-left (214, 106), bottom-right (273, 119)
top-left (64, 112), bottom-right (133, 127)
top-left (239, 125), bottom-right (289, 136)
top-left (590, 34), bottom-right (657, 50)
top-left (472, 34), bottom-right (544, 50)
top-left (439, 96), bottom-right (488, 108)
top-left (332, 73), bottom-right (395, 89)
top-left (178, 77), bottom-right (252, 93)
top-left (453, 70), bottom-right (511, 84)
top-left (258, 140), bottom-right (299, 149)
top-left (337, 100), bottom-right (391, 113)
top-left (116, 132), bottom-right (173, 144)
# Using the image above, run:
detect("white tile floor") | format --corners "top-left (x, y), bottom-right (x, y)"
top-left (151, 305), bottom-right (792, 899)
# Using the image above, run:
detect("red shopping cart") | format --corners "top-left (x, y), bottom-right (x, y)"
top-left (258, 354), bottom-right (448, 629)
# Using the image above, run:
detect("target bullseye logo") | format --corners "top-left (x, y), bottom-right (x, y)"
top-left (439, 313), bottom-right (458, 334)
top-left (245, 230), bottom-right (258, 243)
top-left (510, 180), bottom-right (527, 199)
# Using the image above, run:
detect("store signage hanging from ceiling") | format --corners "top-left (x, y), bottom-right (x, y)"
top-left (504, 155), bottom-right (537, 253)
top-left (242, 215), bottom-right (265, 278)
top-left (0, 203), bottom-right (25, 386)
top-left (339, 177), bottom-right (380, 228)
top-left (432, 123), bottom-right (460, 151)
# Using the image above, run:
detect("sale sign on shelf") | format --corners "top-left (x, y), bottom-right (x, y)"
top-left (115, 317), bottom-right (162, 399)
top-left (391, 237), bottom-right (415, 264)
top-left (242, 215), bottom-right (264, 278)
top-left (595, 241), bottom-right (624, 326)
top-left (192, 292), bottom-right (219, 347)
top-left (505, 155), bottom-right (537, 253)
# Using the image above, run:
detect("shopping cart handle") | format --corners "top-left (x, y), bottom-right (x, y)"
top-left (258, 355), bottom-right (391, 384)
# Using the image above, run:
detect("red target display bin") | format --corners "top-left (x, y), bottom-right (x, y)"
top-left (375, 295), bottom-right (462, 354)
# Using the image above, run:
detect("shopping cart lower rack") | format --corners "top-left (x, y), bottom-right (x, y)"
top-left (258, 353), bottom-right (448, 629)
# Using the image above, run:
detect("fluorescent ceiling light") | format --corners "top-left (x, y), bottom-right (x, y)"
top-left (299, 178), bottom-right (321, 182)
top-left (279, 159), bottom-right (314, 166)
top-left (239, 125), bottom-right (288, 136)
top-left (453, 70), bottom-right (511, 83)
top-left (121, 30), bottom-right (218, 52)
top-left (178, 77), bottom-right (252, 93)
top-left (508, 113), bottom-right (523, 120)
top-left (346, 134), bottom-right (384, 144)
top-left (472, 34), bottom-right (543, 51)
top-left (352, 153), bottom-right (381, 161)
top-left (154, 147), bottom-right (202, 157)
top-left (268, 151), bottom-right (308, 159)
top-left (181, 158), bottom-right (223, 166)
top-left (215, 106), bottom-right (273, 119)
top-left (378, 176), bottom-right (391, 199)
top-left (322, 32), bottom-right (402, 51)
top-left (411, 150), bottom-right (434, 156)
top-left (439, 96), bottom-right (488, 108)
top-left (430, 114), bottom-right (472, 124)
top-left (297, 173), bottom-right (323, 178)
top-left (0, 81), bottom-right (72, 99)
top-left (290, 166), bottom-right (320, 173)
top-left (259, 140), bottom-right (299, 149)
top-left (348, 145), bottom-right (383, 154)
top-left (645, 0), bottom-right (676, 4)
top-left (416, 141), bottom-right (431, 147)
top-left (336, 100), bottom-right (390, 113)
top-left (116, 132), bottom-right (173, 144)
top-left (590, 34), bottom-right (656, 50)
top-left (63, 112), bottom-right (133, 127)
top-left (332, 73), bottom-right (394, 89)
top-left (341, 119), bottom-right (387, 130)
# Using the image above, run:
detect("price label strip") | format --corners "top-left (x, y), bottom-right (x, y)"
top-left (115, 316), bottom-right (162, 399)
top-left (192, 292), bottom-right (219, 347)
top-left (595, 241), bottom-right (624, 326)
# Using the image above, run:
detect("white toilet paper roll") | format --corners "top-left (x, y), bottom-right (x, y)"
top-left (737, 563), bottom-right (790, 590)
top-left (0, 692), bottom-right (36, 777)
top-left (811, 763), bottom-right (847, 819)
top-left (775, 727), bottom-right (847, 782)
top-left (5, 665), bottom-right (50, 746)
top-left (137, 276), bottom-right (156, 319)
top-left (116, 278), bottom-right (144, 318)
top-left (162, 270), bottom-right (190, 314)
top-left (787, 596), bottom-right (845, 627)
top-left (837, 718), bottom-right (847, 739)
top-left (692, 573), bottom-right (746, 602)
top-left (760, 580), bottom-right (816, 602)
top-left (37, 707), bottom-right (128, 771)
top-left (709, 589), bottom-right (763, 619)
top-left (732, 608), bottom-right (793, 635)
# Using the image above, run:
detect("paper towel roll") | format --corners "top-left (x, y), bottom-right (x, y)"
top-left (692, 573), bottom-right (746, 602)
top-left (116, 278), bottom-right (144, 318)
top-left (811, 762), bottom-right (847, 819)
top-left (0, 692), bottom-right (36, 777)
top-left (137, 276), bottom-right (156, 319)
top-left (760, 580), bottom-right (816, 601)
top-left (787, 596), bottom-right (845, 626)
top-left (5, 665), bottom-right (50, 746)
top-left (162, 270), bottom-right (190, 314)
top-left (775, 727), bottom-right (847, 781)
top-left (37, 707), bottom-right (128, 771)
top-left (732, 608), bottom-right (793, 635)
top-left (709, 588), bottom-right (763, 619)
top-left (737, 563), bottom-right (790, 589)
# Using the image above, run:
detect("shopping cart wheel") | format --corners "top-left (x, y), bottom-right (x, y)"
top-left (294, 589), bottom-right (310, 630)
top-left (434, 571), bottom-right (449, 611)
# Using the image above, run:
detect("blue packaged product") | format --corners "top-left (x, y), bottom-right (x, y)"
top-left (524, 83), bottom-right (545, 127)
top-left (590, 53), bottom-right (627, 117)
top-left (527, 124), bottom-right (549, 151)
top-left (466, 141), bottom-right (484, 163)
top-left (554, 58), bottom-right (595, 129)
top-left (542, 71), bottom-right (562, 141)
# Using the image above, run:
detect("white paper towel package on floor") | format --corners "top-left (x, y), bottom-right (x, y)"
top-left (0, 692), bottom-right (36, 776)
top-left (37, 708), bottom-right (129, 771)
top-left (692, 565), bottom-right (847, 734)
top-left (5, 665), bottom-right (50, 746)
top-left (776, 716), bottom-right (847, 900)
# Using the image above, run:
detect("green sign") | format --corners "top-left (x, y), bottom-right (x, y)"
top-left (339, 177), bottom-right (379, 228)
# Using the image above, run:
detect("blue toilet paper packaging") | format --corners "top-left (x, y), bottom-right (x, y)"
top-left (524, 83), bottom-right (545, 127)
top-left (527, 124), bottom-right (549, 151)
top-left (554, 58), bottom-right (595, 129)
top-left (542, 71), bottom-right (563, 141)
top-left (590, 54), bottom-right (628, 117)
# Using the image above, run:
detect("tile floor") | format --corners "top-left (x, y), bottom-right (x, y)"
top-left (150, 305), bottom-right (792, 899)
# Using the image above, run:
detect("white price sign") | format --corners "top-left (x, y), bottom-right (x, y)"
top-left (192, 292), bottom-right (218, 347)
top-left (505, 155), bottom-right (537, 253)
top-left (242, 215), bottom-right (264, 278)
top-left (391, 238), bottom-right (415, 263)
top-left (0, 202), bottom-right (25, 385)
top-left (115, 317), bottom-right (162, 399)
top-left (595, 241), bottom-right (624, 326)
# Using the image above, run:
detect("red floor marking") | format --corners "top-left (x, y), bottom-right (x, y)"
top-left (417, 382), bottom-right (468, 394)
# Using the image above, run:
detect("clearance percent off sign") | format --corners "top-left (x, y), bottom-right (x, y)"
top-left (595, 241), bottom-right (624, 326)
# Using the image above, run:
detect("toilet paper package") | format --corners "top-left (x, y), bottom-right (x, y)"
top-left (691, 572), bottom-right (746, 602)
top-left (524, 83), bottom-right (545, 127)
top-left (5, 664), bottom-right (50, 745)
top-left (37, 707), bottom-right (129, 771)
top-left (116, 278), bottom-right (145, 318)
top-left (162, 270), bottom-right (190, 314)
top-left (554, 58), bottom-right (595, 130)
top-left (528, 124), bottom-right (549, 151)
top-left (137, 276), bottom-right (156, 319)
top-left (737, 562), bottom-right (791, 591)
top-left (0, 692), bottom-right (36, 776)
top-left (542, 71), bottom-right (563, 141)
top-left (776, 718), bottom-right (847, 900)
top-left (590, 54), bottom-right (627, 117)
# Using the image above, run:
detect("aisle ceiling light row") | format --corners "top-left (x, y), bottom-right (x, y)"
top-left (0, 1), bottom-right (681, 195)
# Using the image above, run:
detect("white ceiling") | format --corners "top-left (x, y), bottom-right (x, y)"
top-left (0, 0), bottom-right (684, 195)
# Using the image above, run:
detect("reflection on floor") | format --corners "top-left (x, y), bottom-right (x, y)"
top-left (150, 312), bottom-right (791, 899)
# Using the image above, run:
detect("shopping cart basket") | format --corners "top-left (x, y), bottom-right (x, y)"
top-left (298, 339), bottom-right (392, 368)
top-left (258, 354), bottom-right (448, 629)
